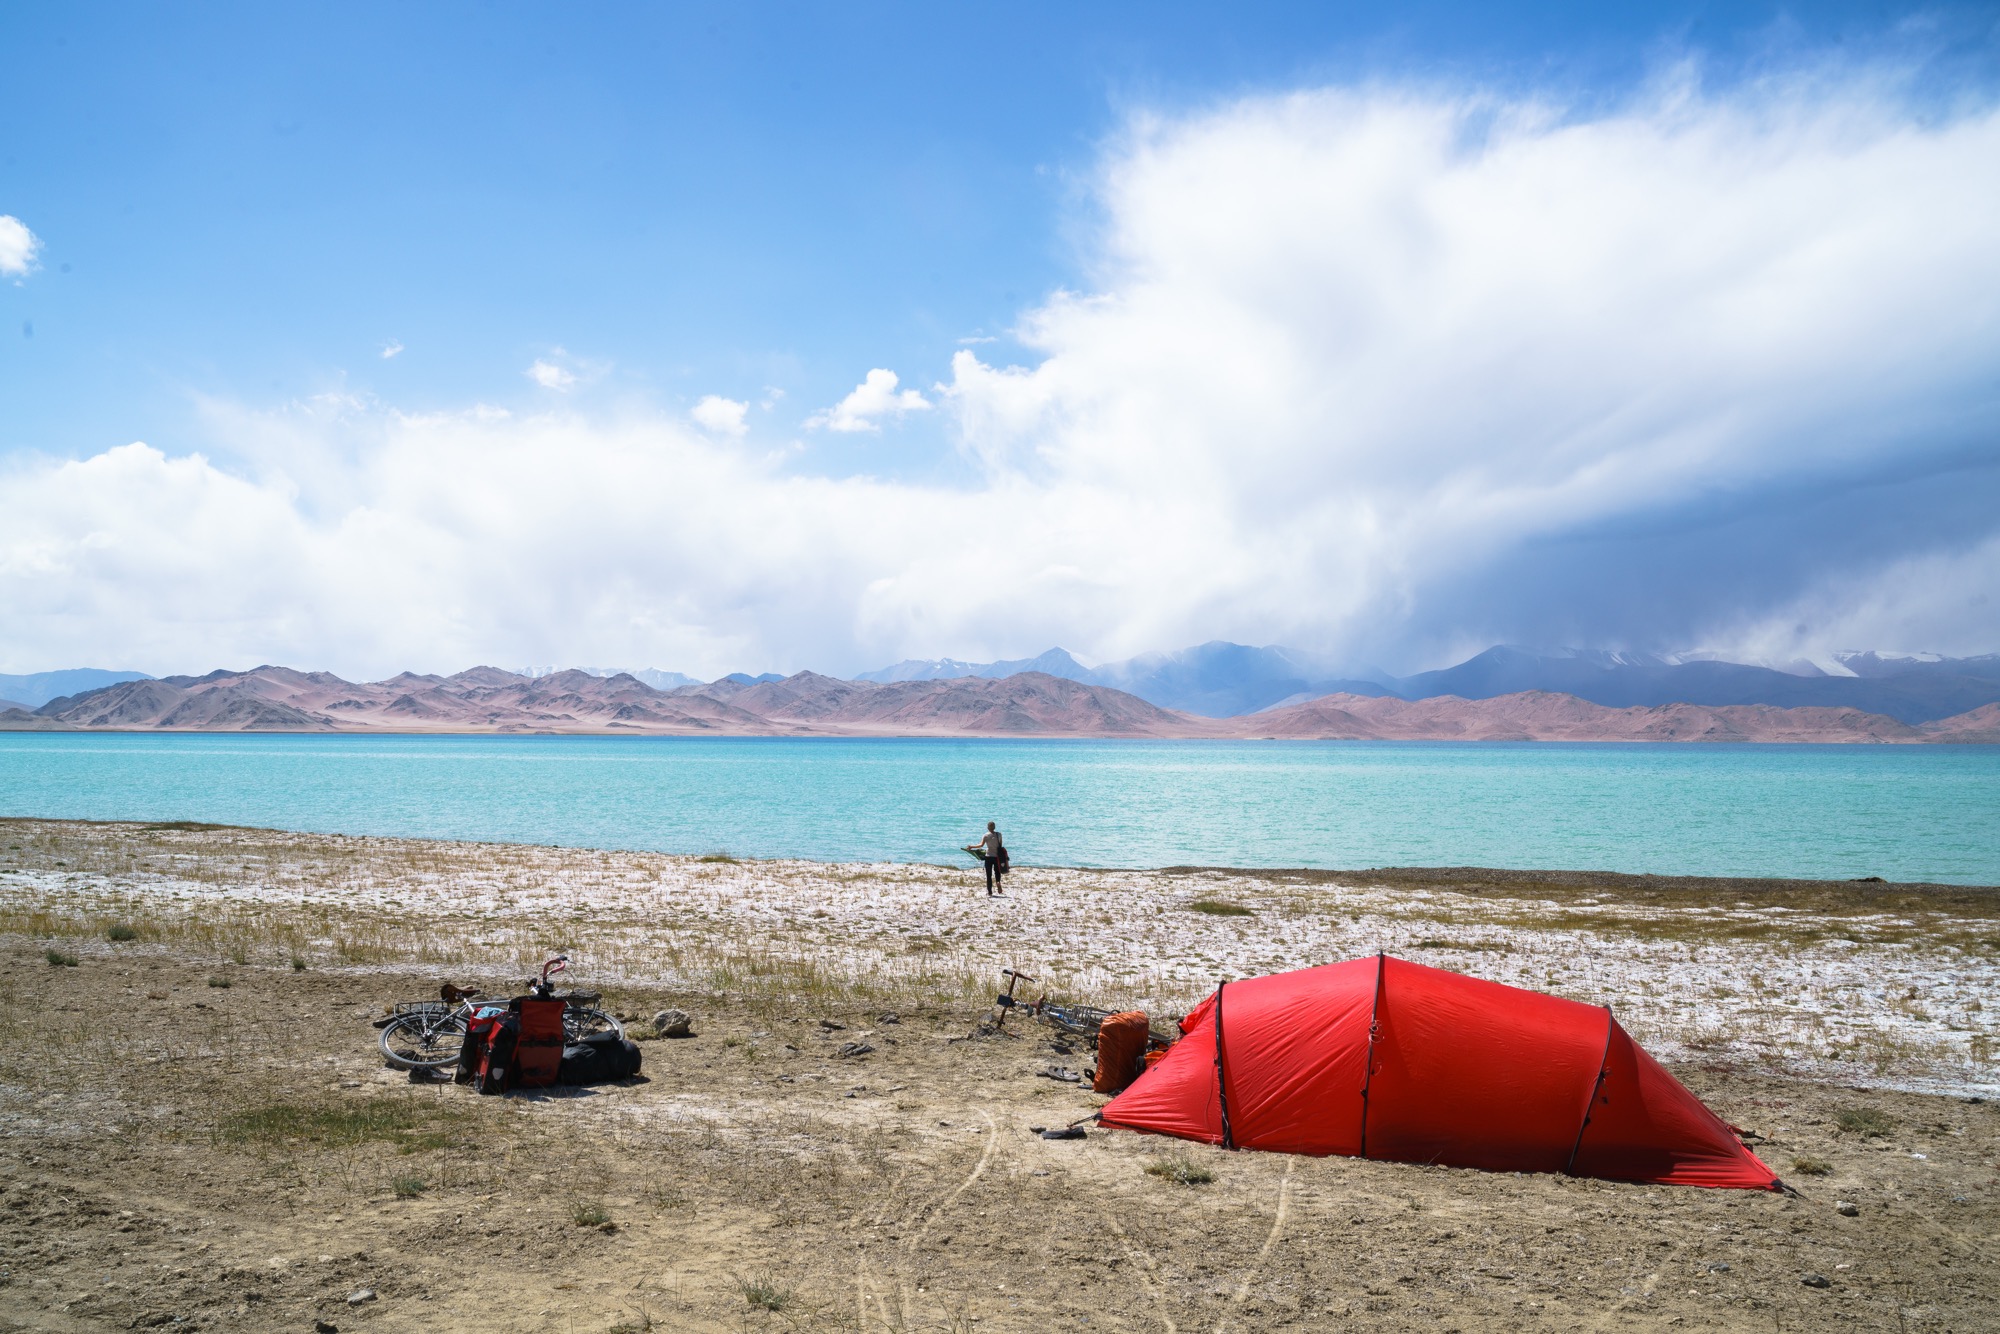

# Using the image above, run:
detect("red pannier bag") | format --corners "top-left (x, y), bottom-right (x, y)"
top-left (512, 997), bottom-right (568, 1089)
top-left (1093, 1011), bottom-right (1150, 1095)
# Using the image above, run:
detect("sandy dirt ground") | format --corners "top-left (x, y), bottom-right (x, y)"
top-left (0, 820), bottom-right (1995, 1332)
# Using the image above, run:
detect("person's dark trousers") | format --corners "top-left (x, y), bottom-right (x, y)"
top-left (984, 857), bottom-right (1003, 893)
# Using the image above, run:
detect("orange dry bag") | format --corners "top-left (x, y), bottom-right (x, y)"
top-left (1093, 1011), bottom-right (1150, 1094)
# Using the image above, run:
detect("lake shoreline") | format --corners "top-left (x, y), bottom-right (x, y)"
top-left (7, 814), bottom-right (1999, 894)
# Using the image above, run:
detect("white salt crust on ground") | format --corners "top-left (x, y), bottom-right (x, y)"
top-left (0, 820), bottom-right (1993, 1097)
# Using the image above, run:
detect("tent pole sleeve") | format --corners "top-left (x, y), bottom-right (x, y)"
top-left (1213, 981), bottom-right (1233, 1150)
top-left (1566, 1007), bottom-right (1616, 1176)
top-left (1358, 951), bottom-right (1385, 1160)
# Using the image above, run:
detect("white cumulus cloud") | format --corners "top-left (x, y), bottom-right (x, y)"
top-left (381, 340), bottom-right (404, 360)
top-left (0, 215), bottom-right (42, 277)
top-left (3, 63), bottom-right (1998, 679)
top-left (690, 395), bottom-right (749, 437)
top-left (807, 369), bottom-right (932, 433)
top-left (526, 358), bottom-right (577, 391)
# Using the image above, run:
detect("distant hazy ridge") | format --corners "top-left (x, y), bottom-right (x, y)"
top-left (860, 643), bottom-right (2000, 723)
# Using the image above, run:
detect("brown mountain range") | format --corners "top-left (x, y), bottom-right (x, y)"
top-left (5, 666), bottom-right (1997, 741)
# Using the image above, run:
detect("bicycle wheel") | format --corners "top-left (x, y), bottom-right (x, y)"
top-left (380, 1010), bottom-right (468, 1070)
top-left (1041, 1005), bottom-right (1113, 1040)
top-left (563, 1006), bottom-right (624, 1042)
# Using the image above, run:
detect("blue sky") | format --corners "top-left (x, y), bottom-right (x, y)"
top-left (3, 3), bottom-right (1999, 679)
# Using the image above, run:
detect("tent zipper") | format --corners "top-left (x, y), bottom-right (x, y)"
top-left (1565, 1006), bottom-right (1617, 1176)
top-left (1358, 951), bottom-right (1385, 1159)
top-left (1213, 980), bottom-right (1234, 1150)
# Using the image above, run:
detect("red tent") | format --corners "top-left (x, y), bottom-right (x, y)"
top-left (1100, 955), bottom-right (1777, 1190)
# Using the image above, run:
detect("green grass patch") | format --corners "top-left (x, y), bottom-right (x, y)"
top-left (1791, 1156), bottom-right (1833, 1177)
top-left (697, 852), bottom-right (738, 864)
top-left (44, 948), bottom-right (79, 967)
top-left (1413, 938), bottom-right (1507, 952)
top-left (1187, 900), bottom-right (1253, 917)
top-left (570, 1200), bottom-right (612, 1228)
top-left (207, 976), bottom-right (231, 988)
top-left (1835, 1106), bottom-right (1896, 1137)
top-left (105, 924), bottom-right (138, 942)
top-left (1144, 1153), bottom-right (1216, 1185)
top-left (218, 1097), bottom-right (467, 1153)
top-left (391, 1175), bottom-right (428, 1198)
top-left (139, 821), bottom-right (228, 832)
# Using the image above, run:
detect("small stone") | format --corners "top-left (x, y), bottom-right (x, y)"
top-left (833, 1041), bottom-right (874, 1058)
top-left (314, 1323), bottom-right (339, 1334)
top-left (347, 1289), bottom-right (376, 1306)
top-left (1836, 1201), bottom-right (1859, 1216)
top-left (878, 1012), bottom-right (901, 1025)
top-left (650, 1009), bottom-right (691, 1038)
top-left (1800, 1273), bottom-right (1830, 1289)
top-left (1707, 1262), bottom-right (1730, 1273)
top-left (844, 1090), bottom-right (857, 1098)
top-left (818, 1018), bottom-right (846, 1031)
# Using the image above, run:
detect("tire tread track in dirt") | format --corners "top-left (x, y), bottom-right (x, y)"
top-left (895, 1108), bottom-right (998, 1326)
top-left (1883, 1201), bottom-right (1995, 1267)
top-left (1214, 1156), bottom-right (1295, 1334)
top-left (1097, 1204), bottom-right (1181, 1334)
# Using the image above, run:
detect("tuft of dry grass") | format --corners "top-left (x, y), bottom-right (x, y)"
top-left (217, 1098), bottom-right (466, 1153)
top-left (1791, 1156), bottom-right (1833, 1176)
top-left (735, 1274), bottom-right (798, 1312)
top-left (1187, 900), bottom-right (1253, 917)
top-left (44, 948), bottom-right (78, 967)
top-left (1836, 1106), bottom-right (1896, 1137)
top-left (1144, 1153), bottom-right (1216, 1185)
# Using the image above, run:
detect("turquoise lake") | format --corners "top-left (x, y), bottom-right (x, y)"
top-left (0, 733), bottom-right (1994, 883)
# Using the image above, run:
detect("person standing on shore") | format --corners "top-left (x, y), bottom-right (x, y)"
top-left (972, 821), bottom-right (1007, 896)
